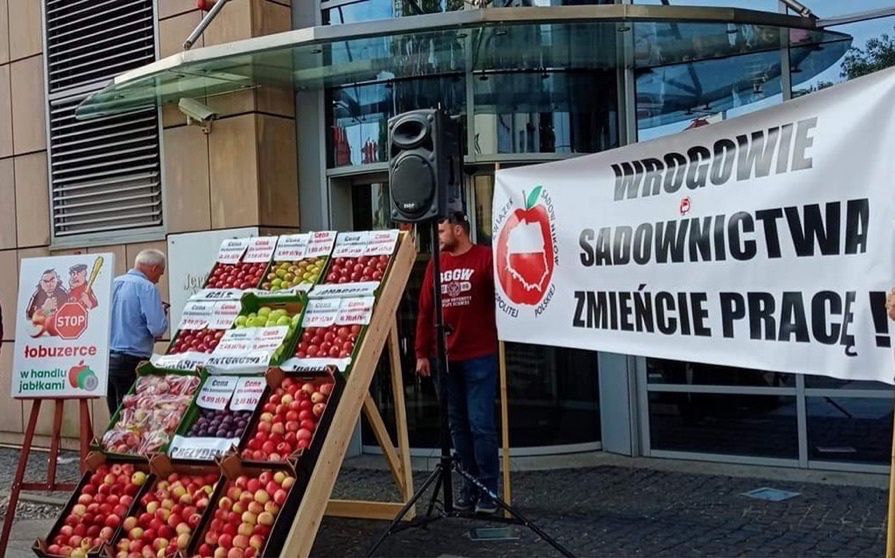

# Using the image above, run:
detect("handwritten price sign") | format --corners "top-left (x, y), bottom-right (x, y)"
top-left (244, 236), bottom-right (278, 263)
top-left (197, 376), bottom-right (238, 410)
top-left (231, 377), bottom-right (266, 411)
top-left (217, 238), bottom-right (250, 264)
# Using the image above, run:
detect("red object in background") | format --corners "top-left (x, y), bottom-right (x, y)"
top-left (197, 0), bottom-right (216, 10)
top-left (54, 302), bottom-right (89, 340)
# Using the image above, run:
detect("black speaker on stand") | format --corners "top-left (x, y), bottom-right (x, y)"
top-left (388, 109), bottom-right (463, 223)
top-left (370, 108), bottom-right (574, 557)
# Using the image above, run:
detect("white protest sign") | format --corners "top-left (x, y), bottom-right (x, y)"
top-left (493, 67), bottom-right (895, 384)
top-left (13, 254), bottom-right (114, 398)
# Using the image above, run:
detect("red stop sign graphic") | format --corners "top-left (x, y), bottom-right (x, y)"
top-left (53, 302), bottom-right (88, 340)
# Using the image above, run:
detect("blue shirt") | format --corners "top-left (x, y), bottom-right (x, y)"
top-left (110, 270), bottom-right (168, 358)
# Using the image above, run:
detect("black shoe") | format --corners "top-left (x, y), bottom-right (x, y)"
top-left (475, 498), bottom-right (499, 515)
top-left (455, 494), bottom-right (476, 512)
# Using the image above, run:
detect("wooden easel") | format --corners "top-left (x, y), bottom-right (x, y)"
top-left (0, 398), bottom-right (94, 555)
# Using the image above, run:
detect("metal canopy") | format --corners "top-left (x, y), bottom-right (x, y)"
top-left (74, 5), bottom-right (851, 120)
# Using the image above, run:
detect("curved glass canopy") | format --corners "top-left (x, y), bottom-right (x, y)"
top-left (74, 5), bottom-right (850, 123)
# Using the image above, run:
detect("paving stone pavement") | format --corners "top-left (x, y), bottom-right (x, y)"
top-left (315, 466), bottom-right (887, 557)
top-left (0, 447), bottom-right (886, 557)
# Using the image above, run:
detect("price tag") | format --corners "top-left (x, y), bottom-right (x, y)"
top-left (208, 301), bottom-right (241, 330)
top-left (169, 436), bottom-right (240, 461)
top-left (306, 231), bottom-right (337, 258)
top-left (231, 377), bottom-right (266, 411)
top-left (253, 326), bottom-right (289, 352)
top-left (150, 352), bottom-right (210, 371)
top-left (191, 288), bottom-right (244, 301)
top-left (364, 229), bottom-right (399, 256)
top-left (213, 329), bottom-right (256, 356)
top-left (273, 234), bottom-right (309, 261)
top-left (196, 376), bottom-right (239, 410)
top-left (244, 236), bottom-right (278, 263)
top-left (216, 238), bottom-right (250, 264)
top-left (177, 301), bottom-right (214, 331)
top-left (310, 282), bottom-right (379, 299)
top-left (336, 296), bottom-right (375, 325)
top-left (302, 298), bottom-right (341, 328)
top-left (332, 231), bottom-right (370, 257)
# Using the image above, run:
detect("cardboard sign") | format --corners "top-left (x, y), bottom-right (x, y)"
top-left (243, 236), bottom-right (278, 263)
top-left (301, 298), bottom-right (342, 328)
top-left (306, 231), bottom-right (338, 258)
top-left (273, 234), bottom-right (309, 261)
top-left (177, 301), bottom-right (214, 331)
top-left (216, 238), bottom-right (250, 264)
top-left (336, 296), bottom-right (375, 325)
top-left (191, 288), bottom-right (244, 301)
top-left (364, 230), bottom-right (400, 256)
top-left (230, 377), bottom-right (266, 411)
top-left (196, 376), bottom-right (239, 410)
top-left (332, 232), bottom-right (370, 258)
top-left (12, 253), bottom-right (115, 398)
top-left (150, 353), bottom-right (210, 371)
top-left (309, 282), bottom-right (379, 299)
top-left (169, 436), bottom-right (240, 461)
top-left (208, 301), bottom-right (241, 330)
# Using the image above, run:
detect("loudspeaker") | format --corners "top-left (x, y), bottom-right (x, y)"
top-left (388, 109), bottom-right (462, 223)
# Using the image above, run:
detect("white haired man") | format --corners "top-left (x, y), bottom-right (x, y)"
top-left (107, 249), bottom-right (169, 413)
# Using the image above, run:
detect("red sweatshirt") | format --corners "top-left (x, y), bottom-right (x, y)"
top-left (415, 244), bottom-right (498, 362)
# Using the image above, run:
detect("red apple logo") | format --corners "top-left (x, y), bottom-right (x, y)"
top-left (495, 186), bottom-right (555, 306)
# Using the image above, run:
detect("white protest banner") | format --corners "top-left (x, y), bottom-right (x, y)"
top-left (13, 254), bottom-right (115, 398)
top-left (493, 67), bottom-right (895, 384)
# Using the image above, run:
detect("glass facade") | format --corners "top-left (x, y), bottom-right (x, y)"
top-left (305, 0), bottom-right (895, 464)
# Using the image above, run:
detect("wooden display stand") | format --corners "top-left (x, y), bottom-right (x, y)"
top-left (0, 398), bottom-right (94, 555)
top-left (281, 232), bottom-right (417, 556)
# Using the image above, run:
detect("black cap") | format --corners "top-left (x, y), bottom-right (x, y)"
top-left (70, 263), bottom-right (88, 273)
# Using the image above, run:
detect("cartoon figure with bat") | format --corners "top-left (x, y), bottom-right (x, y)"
top-left (68, 262), bottom-right (100, 309)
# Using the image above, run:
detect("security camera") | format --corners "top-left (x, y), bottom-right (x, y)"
top-left (178, 98), bottom-right (218, 133)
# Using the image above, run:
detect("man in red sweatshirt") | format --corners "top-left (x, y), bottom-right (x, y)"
top-left (416, 212), bottom-right (499, 514)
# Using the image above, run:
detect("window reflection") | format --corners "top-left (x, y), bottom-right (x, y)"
top-left (473, 71), bottom-right (619, 154)
top-left (649, 392), bottom-right (799, 459)
top-left (647, 358), bottom-right (795, 389)
top-left (325, 0), bottom-right (464, 25)
top-left (328, 77), bottom-right (465, 167)
top-left (807, 397), bottom-right (893, 464)
top-left (792, 15), bottom-right (895, 97)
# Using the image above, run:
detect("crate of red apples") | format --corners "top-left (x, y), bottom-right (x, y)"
top-left (33, 454), bottom-right (151, 558)
top-left (109, 455), bottom-right (221, 558)
top-left (320, 230), bottom-right (398, 286)
top-left (186, 455), bottom-right (303, 558)
top-left (239, 368), bottom-right (342, 466)
top-left (204, 237), bottom-right (277, 290)
top-left (97, 365), bottom-right (204, 458)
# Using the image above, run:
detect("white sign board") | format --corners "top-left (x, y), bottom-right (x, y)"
top-left (493, 67), bottom-right (895, 384)
top-left (167, 227), bottom-right (258, 329)
top-left (12, 254), bottom-right (115, 398)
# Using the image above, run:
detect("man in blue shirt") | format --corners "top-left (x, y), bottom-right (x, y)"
top-left (107, 249), bottom-right (169, 413)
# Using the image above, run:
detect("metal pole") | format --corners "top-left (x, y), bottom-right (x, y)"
top-left (183, 0), bottom-right (233, 51)
top-left (887, 402), bottom-right (895, 558)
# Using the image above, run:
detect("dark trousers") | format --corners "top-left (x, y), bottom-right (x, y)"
top-left (442, 354), bottom-right (500, 500)
top-left (107, 353), bottom-right (143, 415)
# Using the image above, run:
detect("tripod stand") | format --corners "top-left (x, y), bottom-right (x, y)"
top-left (367, 220), bottom-right (574, 558)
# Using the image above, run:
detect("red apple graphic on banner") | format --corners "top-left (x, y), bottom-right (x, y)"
top-left (495, 185), bottom-right (556, 306)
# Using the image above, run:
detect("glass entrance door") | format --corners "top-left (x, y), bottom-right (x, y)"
top-left (333, 168), bottom-right (602, 453)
